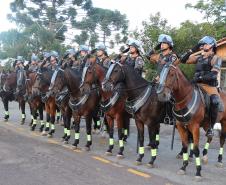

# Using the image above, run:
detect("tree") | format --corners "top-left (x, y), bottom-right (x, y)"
top-left (186, 0), bottom-right (226, 23)
top-left (136, 12), bottom-right (171, 51)
top-left (73, 7), bottom-right (128, 48)
top-left (2, 0), bottom-right (93, 58)
top-left (185, 0), bottom-right (226, 37)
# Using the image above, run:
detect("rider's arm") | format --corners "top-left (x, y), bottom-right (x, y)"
top-left (135, 57), bottom-right (144, 70)
top-left (180, 44), bottom-right (201, 64)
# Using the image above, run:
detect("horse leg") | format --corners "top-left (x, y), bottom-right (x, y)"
top-left (188, 131), bottom-right (194, 161)
top-left (117, 115), bottom-right (126, 158)
top-left (31, 108), bottom-right (38, 131)
top-left (216, 122), bottom-right (226, 168)
top-left (135, 121), bottom-right (144, 165)
top-left (39, 105), bottom-right (45, 132)
top-left (92, 114), bottom-right (101, 134)
top-left (42, 105), bottom-right (50, 136)
top-left (56, 107), bottom-right (61, 124)
top-left (29, 104), bottom-right (33, 126)
top-left (101, 115), bottom-right (109, 138)
top-left (62, 114), bottom-right (67, 141)
top-left (64, 112), bottom-right (72, 144)
top-left (85, 115), bottom-right (92, 151)
top-left (147, 125), bottom-right (159, 168)
top-left (20, 100), bottom-right (26, 125)
top-left (3, 98), bottom-right (9, 121)
top-left (176, 123), bottom-right (189, 175)
top-left (123, 113), bottom-right (130, 143)
top-left (105, 115), bottom-right (114, 155)
top-left (72, 116), bottom-right (80, 149)
top-left (191, 125), bottom-right (202, 180)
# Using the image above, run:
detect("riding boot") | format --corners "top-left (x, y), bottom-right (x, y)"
top-left (206, 95), bottom-right (219, 137)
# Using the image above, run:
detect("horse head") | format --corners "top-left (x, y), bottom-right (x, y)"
top-left (48, 67), bottom-right (66, 96)
top-left (80, 62), bottom-right (105, 94)
top-left (157, 62), bottom-right (188, 102)
top-left (102, 62), bottom-right (125, 92)
top-left (3, 72), bottom-right (16, 92)
top-left (32, 66), bottom-right (52, 96)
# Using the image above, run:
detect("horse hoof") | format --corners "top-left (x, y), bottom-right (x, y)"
top-left (71, 145), bottom-right (78, 150)
top-left (176, 154), bottom-right (182, 159)
top-left (194, 176), bottom-right (202, 182)
top-left (4, 119), bottom-right (8, 122)
top-left (47, 134), bottom-right (53, 138)
top-left (42, 131), bottom-right (47, 136)
top-left (216, 162), bottom-right (223, 168)
top-left (63, 140), bottom-right (69, 144)
top-left (177, 169), bottom-right (186, 175)
top-left (84, 146), bottom-right (90, 151)
top-left (147, 163), bottom-right (155, 168)
top-left (105, 151), bottom-right (113, 156)
top-left (117, 154), bottom-right (124, 159)
top-left (202, 155), bottom-right (208, 164)
top-left (135, 161), bottom-right (142, 166)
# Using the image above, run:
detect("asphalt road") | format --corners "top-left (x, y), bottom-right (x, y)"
top-left (0, 102), bottom-right (226, 185)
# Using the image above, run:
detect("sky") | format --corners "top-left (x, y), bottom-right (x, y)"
top-left (0, 0), bottom-right (204, 33)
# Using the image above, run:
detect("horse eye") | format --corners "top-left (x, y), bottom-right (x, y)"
top-left (114, 69), bottom-right (118, 73)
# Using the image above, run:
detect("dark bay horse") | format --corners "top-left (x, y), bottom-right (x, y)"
top-left (32, 66), bottom-right (57, 137)
top-left (0, 71), bottom-right (14, 121)
top-left (49, 64), bottom-right (100, 150)
top-left (156, 62), bottom-right (226, 179)
top-left (26, 70), bottom-right (44, 131)
top-left (80, 62), bottom-right (130, 157)
top-left (102, 63), bottom-right (166, 167)
top-left (48, 67), bottom-right (72, 144)
top-left (3, 71), bottom-right (26, 124)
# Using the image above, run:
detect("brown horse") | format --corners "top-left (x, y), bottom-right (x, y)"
top-left (156, 62), bottom-right (226, 179)
top-left (32, 66), bottom-right (57, 137)
top-left (26, 70), bottom-right (44, 131)
top-left (48, 66), bottom-right (72, 144)
top-left (0, 71), bottom-right (12, 120)
top-left (102, 63), bottom-right (167, 167)
top-left (80, 62), bottom-right (130, 157)
top-left (3, 71), bottom-right (26, 124)
top-left (49, 63), bottom-right (100, 150)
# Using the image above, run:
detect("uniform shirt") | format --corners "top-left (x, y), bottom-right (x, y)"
top-left (125, 55), bottom-right (144, 76)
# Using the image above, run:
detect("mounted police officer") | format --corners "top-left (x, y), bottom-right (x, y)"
top-left (79, 45), bottom-right (89, 68)
top-left (49, 51), bottom-right (59, 71)
top-left (14, 56), bottom-right (24, 71)
top-left (28, 54), bottom-right (40, 72)
top-left (180, 36), bottom-right (222, 137)
top-left (96, 43), bottom-right (112, 69)
top-left (147, 34), bottom-right (178, 82)
top-left (125, 39), bottom-right (144, 76)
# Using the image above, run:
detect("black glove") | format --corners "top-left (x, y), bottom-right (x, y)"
top-left (180, 50), bottom-right (192, 63)
top-left (145, 49), bottom-right (155, 60)
top-left (191, 43), bottom-right (202, 53)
